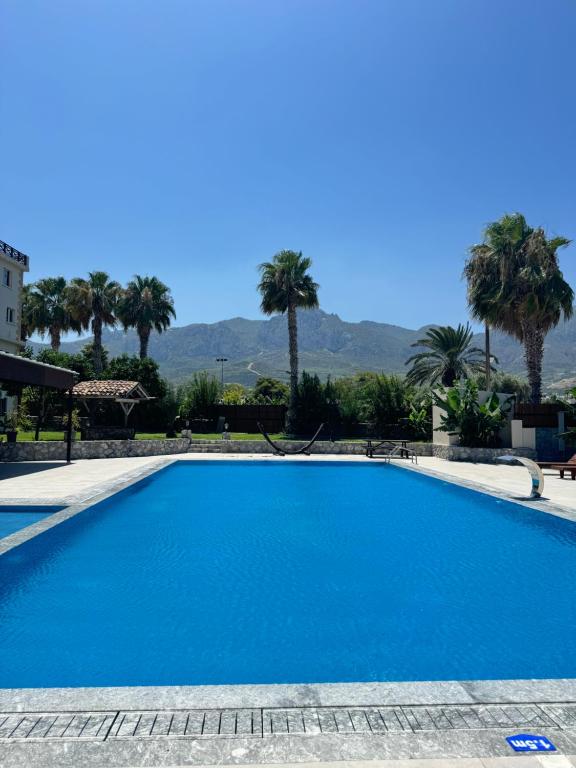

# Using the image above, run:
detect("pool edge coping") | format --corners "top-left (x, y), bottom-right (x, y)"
top-left (2, 677), bottom-right (576, 712)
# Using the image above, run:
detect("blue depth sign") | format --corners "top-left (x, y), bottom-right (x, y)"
top-left (506, 734), bottom-right (556, 752)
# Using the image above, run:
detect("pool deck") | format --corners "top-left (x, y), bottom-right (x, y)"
top-left (1, 452), bottom-right (575, 767)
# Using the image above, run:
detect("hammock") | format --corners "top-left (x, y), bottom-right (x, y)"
top-left (257, 422), bottom-right (324, 456)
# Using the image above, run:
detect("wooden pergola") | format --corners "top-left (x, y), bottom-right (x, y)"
top-left (72, 380), bottom-right (154, 426)
top-left (0, 351), bottom-right (77, 462)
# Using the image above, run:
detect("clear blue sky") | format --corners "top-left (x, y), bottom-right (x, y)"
top-left (2, 0), bottom-right (575, 333)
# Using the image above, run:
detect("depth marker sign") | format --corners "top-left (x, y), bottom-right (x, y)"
top-left (506, 734), bottom-right (556, 752)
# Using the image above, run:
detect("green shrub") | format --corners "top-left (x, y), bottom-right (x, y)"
top-left (249, 377), bottom-right (289, 405)
top-left (179, 372), bottom-right (221, 419)
top-left (433, 380), bottom-right (511, 447)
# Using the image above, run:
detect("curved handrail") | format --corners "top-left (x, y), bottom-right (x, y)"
top-left (258, 423), bottom-right (324, 456)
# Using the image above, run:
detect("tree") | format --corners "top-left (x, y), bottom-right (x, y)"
top-left (465, 213), bottom-right (574, 403)
top-left (178, 372), bottom-right (221, 420)
top-left (221, 383), bottom-right (246, 405)
top-left (24, 277), bottom-right (80, 350)
top-left (405, 324), bottom-right (487, 387)
top-left (66, 271), bottom-right (122, 375)
top-left (20, 284), bottom-right (34, 344)
top-left (257, 250), bottom-right (319, 433)
top-left (250, 377), bottom-right (289, 405)
top-left (116, 275), bottom-right (176, 359)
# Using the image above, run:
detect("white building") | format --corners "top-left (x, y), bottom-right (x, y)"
top-left (0, 239), bottom-right (29, 418)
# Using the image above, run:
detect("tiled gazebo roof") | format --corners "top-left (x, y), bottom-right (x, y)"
top-left (72, 380), bottom-right (152, 400)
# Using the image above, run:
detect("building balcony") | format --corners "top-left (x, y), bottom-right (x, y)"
top-left (0, 240), bottom-right (29, 269)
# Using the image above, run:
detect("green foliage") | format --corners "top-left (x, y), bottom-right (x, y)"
top-left (4, 404), bottom-right (32, 432)
top-left (24, 276), bottom-right (81, 350)
top-left (104, 354), bottom-right (167, 399)
top-left (116, 275), bottom-right (176, 358)
top-left (466, 213), bottom-right (573, 403)
top-left (62, 407), bottom-right (82, 432)
top-left (293, 372), bottom-right (338, 435)
top-left (408, 392), bottom-right (433, 441)
top-left (364, 374), bottom-right (412, 434)
top-left (37, 348), bottom-right (94, 380)
top-left (179, 372), bottom-right (221, 419)
top-left (473, 371), bottom-right (530, 403)
top-left (66, 271), bottom-right (123, 375)
top-left (20, 349), bottom-right (95, 427)
top-left (221, 383), bottom-right (247, 405)
top-left (333, 372), bottom-right (420, 437)
top-left (433, 380), bottom-right (511, 448)
top-left (405, 324), bottom-right (488, 387)
top-left (257, 251), bottom-right (319, 316)
top-left (250, 377), bottom-right (289, 405)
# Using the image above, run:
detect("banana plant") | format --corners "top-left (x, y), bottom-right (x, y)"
top-left (433, 380), bottom-right (512, 447)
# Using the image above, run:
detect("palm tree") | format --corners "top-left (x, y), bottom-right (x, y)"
top-left (24, 277), bottom-right (80, 351)
top-left (117, 275), bottom-right (176, 359)
top-left (20, 284), bottom-right (34, 345)
top-left (405, 324), bottom-right (487, 387)
top-left (257, 250), bottom-right (319, 433)
top-left (66, 271), bottom-right (122, 375)
top-left (465, 213), bottom-right (573, 403)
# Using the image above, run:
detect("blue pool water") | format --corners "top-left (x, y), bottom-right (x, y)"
top-left (0, 460), bottom-right (575, 688)
top-left (0, 506), bottom-right (61, 539)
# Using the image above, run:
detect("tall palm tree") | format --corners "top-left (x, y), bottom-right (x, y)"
top-left (465, 213), bottom-right (573, 403)
top-left (405, 324), bottom-right (487, 387)
top-left (116, 275), bottom-right (176, 359)
top-left (24, 277), bottom-right (80, 351)
top-left (20, 284), bottom-right (34, 345)
top-left (66, 271), bottom-right (122, 375)
top-left (257, 250), bottom-right (319, 433)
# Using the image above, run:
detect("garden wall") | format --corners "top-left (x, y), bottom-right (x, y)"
top-left (0, 438), bottom-right (432, 461)
top-left (431, 445), bottom-right (537, 462)
top-left (0, 438), bottom-right (191, 462)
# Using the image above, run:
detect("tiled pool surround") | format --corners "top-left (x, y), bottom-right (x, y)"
top-left (1, 456), bottom-right (575, 765)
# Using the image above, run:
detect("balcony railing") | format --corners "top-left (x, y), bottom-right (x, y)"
top-left (0, 240), bottom-right (29, 267)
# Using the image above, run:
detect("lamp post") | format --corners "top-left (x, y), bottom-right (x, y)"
top-left (216, 358), bottom-right (228, 388)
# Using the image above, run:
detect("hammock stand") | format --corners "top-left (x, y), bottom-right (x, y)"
top-left (257, 422), bottom-right (324, 456)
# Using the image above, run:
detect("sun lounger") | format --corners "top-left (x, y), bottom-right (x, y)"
top-left (538, 453), bottom-right (576, 469)
top-left (538, 454), bottom-right (576, 478)
top-left (551, 465), bottom-right (576, 480)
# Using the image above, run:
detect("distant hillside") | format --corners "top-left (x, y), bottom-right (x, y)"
top-left (38, 309), bottom-right (576, 389)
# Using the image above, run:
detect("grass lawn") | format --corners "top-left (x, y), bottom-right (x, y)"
top-left (8, 431), bottom-right (81, 442)
top-left (188, 432), bottom-right (284, 441)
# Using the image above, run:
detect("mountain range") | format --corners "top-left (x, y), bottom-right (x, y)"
top-left (39, 309), bottom-right (576, 390)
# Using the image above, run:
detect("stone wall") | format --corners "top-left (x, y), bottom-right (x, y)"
top-left (0, 438), bottom-right (191, 462)
top-left (0, 437), bottom-right (433, 461)
top-left (431, 444), bottom-right (537, 462)
top-left (187, 439), bottom-right (433, 456)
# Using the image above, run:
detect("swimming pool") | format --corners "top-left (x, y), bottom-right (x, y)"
top-left (0, 460), bottom-right (574, 688)
top-left (0, 505), bottom-right (62, 539)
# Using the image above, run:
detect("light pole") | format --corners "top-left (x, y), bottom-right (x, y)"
top-left (216, 358), bottom-right (228, 388)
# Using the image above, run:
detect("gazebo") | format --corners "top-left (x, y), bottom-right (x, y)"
top-left (72, 380), bottom-right (154, 438)
top-left (0, 350), bottom-right (77, 462)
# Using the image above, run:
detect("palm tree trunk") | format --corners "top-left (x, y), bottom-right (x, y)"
top-left (50, 327), bottom-right (61, 352)
top-left (138, 326), bottom-right (150, 359)
top-left (92, 316), bottom-right (104, 376)
top-left (521, 319), bottom-right (544, 404)
top-left (484, 323), bottom-right (491, 389)
top-left (286, 303), bottom-right (298, 434)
